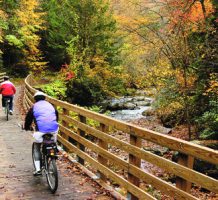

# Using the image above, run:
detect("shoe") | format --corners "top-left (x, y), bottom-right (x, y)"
top-left (33, 170), bottom-right (42, 176)
top-left (9, 110), bottom-right (13, 115)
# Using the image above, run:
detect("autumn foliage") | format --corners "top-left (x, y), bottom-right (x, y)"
top-left (0, 0), bottom-right (216, 138)
top-left (163, 0), bottom-right (214, 30)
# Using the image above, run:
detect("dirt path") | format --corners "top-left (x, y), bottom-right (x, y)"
top-left (0, 86), bottom-right (114, 200)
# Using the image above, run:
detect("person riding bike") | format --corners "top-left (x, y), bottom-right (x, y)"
top-left (0, 76), bottom-right (16, 115)
top-left (24, 91), bottom-right (59, 176)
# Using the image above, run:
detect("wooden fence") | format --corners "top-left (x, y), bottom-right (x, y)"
top-left (0, 72), bottom-right (6, 82)
top-left (24, 75), bottom-right (218, 200)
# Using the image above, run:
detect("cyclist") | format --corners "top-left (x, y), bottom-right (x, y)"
top-left (0, 76), bottom-right (16, 115)
top-left (24, 91), bottom-right (59, 176)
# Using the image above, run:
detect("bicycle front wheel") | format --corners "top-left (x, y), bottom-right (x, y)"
top-left (32, 143), bottom-right (41, 171)
top-left (45, 157), bottom-right (58, 193)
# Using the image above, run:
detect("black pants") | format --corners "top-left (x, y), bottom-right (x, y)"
top-left (2, 95), bottom-right (14, 111)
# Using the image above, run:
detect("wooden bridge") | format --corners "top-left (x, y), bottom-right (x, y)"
top-left (23, 75), bottom-right (218, 200)
top-left (1, 72), bottom-right (217, 200)
top-left (0, 73), bottom-right (114, 200)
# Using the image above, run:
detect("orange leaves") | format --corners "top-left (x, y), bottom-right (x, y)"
top-left (60, 63), bottom-right (76, 81)
top-left (163, 0), bottom-right (214, 32)
top-left (189, 0), bottom-right (214, 22)
top-left (66, 71), bottom-right (75, 80)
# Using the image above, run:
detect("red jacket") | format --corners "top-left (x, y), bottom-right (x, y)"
top-left (0, 81), bottom-right (16, 96)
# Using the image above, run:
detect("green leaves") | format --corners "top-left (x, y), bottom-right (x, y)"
top-left (40, 80), bottom-right (67, 100)
top-left (196, 101), bottom-right (218, 139)
top-left (5, 34), bottom-right (23, 48)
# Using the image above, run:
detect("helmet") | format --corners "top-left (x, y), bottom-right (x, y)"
top-left (34, 91), bottom-right (46, 101)
top-left (34, 91), bottom-right (46, 97)
top-left (3, 76), bottom-right (9, 81)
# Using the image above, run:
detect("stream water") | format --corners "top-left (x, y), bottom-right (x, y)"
top-left (105, 96), bottom-right (154, 121)
top-left (110, 106), bottom-right (152, 121)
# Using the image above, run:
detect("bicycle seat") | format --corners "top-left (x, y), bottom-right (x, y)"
top-left (42, 133), bottom-right (55, 144)
top-left (4, 97), bottom-right (10, 101)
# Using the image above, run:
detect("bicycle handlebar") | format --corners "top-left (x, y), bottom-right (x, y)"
top-left (18, 122), bottom-right (34, 131)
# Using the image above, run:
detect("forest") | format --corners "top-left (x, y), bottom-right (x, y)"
top-left (0, 0), bottom-right (217, 141)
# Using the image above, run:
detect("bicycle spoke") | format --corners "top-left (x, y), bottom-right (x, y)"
top-left (45, 157), bottom-right (58, 193)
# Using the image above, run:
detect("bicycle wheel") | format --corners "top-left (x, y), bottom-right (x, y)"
top-left (32, 143), bottom-right (40, 171)
top-left (45, 157), bottom-right (58, 193)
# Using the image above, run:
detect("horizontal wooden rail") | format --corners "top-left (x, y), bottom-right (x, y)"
top-left (0, 72), bottom-right (6, 82)
top-left (59, 114), bottom-right (217, 193)
top-left (58, 134), bottom-right (156, 200)
top-left (24, 75), bottom-right (218, 200)
top-left (46, 94), bottom-right (218, 165)
top-left (59, 124), bottom-right (198, 200)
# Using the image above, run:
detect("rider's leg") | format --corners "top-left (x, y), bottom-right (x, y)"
top-left (33, 132), bottom-right (44, 175)
top-left (34, 142), bottom-right (42, 172)
top-left (2, 96), bottom-right (6, 108)
top-left (8, 96), bottom-right (13, 113)
top-left (51, 129), bottom-right (59, 142)
top-left (9, 96), bottom-right (13, 110)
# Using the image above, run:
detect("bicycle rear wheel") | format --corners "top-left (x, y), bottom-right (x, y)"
top-left (45, 157), bottom-right (58, 193)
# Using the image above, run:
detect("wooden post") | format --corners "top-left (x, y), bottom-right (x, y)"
top-left (128, 133), bottom-right (141, 200)
top-left (77, 115), bottom-right (86, 165)
top-left (176, 153), bottom-right (194, 192)
top-left (61, 108), bottom-right (70, 151)
top-left (62, 108), bottom-right (69, 140)
top-left (97, 123), bottom-right (108, 181)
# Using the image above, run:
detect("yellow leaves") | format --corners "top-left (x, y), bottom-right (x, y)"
top-left (201, 54), bottom-right (206, 59)
top-left (175, 69), bottom-right (197, 89)
top-left (142, 58), bottom-right (173, 88)
top-left (0, 7), bottom-right (7, 45)
top-left (88, 64), bottom-right (113, 80)
top-left (16, 0), bottom-right (46, 73)
top-left (158, 101), bottom-right (183, 116)
top-left (16, 0), bottom-right (44, 27)
top-left (115, 15), bottom-right (149, 30)
top-left (91, 55), bottom-right (107, 67)
top-left (205, 73), bottom-right (218, 96)
top-left (0, 10), bottom-right (7, 20)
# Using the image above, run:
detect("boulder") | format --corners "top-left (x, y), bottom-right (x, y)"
top-left (123, 102), bottom-right (136, 110)
top-left (142, 108), bottom-right (155, 116)
top-left (136, 101), bottom-right (151, 106)
top-left (153, 126), bottom-right (172, 134)
top-left (133, 96), bottom-right (145, 101)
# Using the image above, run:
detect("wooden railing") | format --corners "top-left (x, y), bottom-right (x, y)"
top-left (0, 72), bottom-right (6, 82)
top-left (24, 75), bottom-right (218, 200)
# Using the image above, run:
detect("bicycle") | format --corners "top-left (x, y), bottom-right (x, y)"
top-left (4, 97), bottom-right (10, 121)
top-left (32, 133), bottom-right (59, 193)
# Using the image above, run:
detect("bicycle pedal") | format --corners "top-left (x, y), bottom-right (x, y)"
top-left (33, 170), bottom-right (42, 176)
